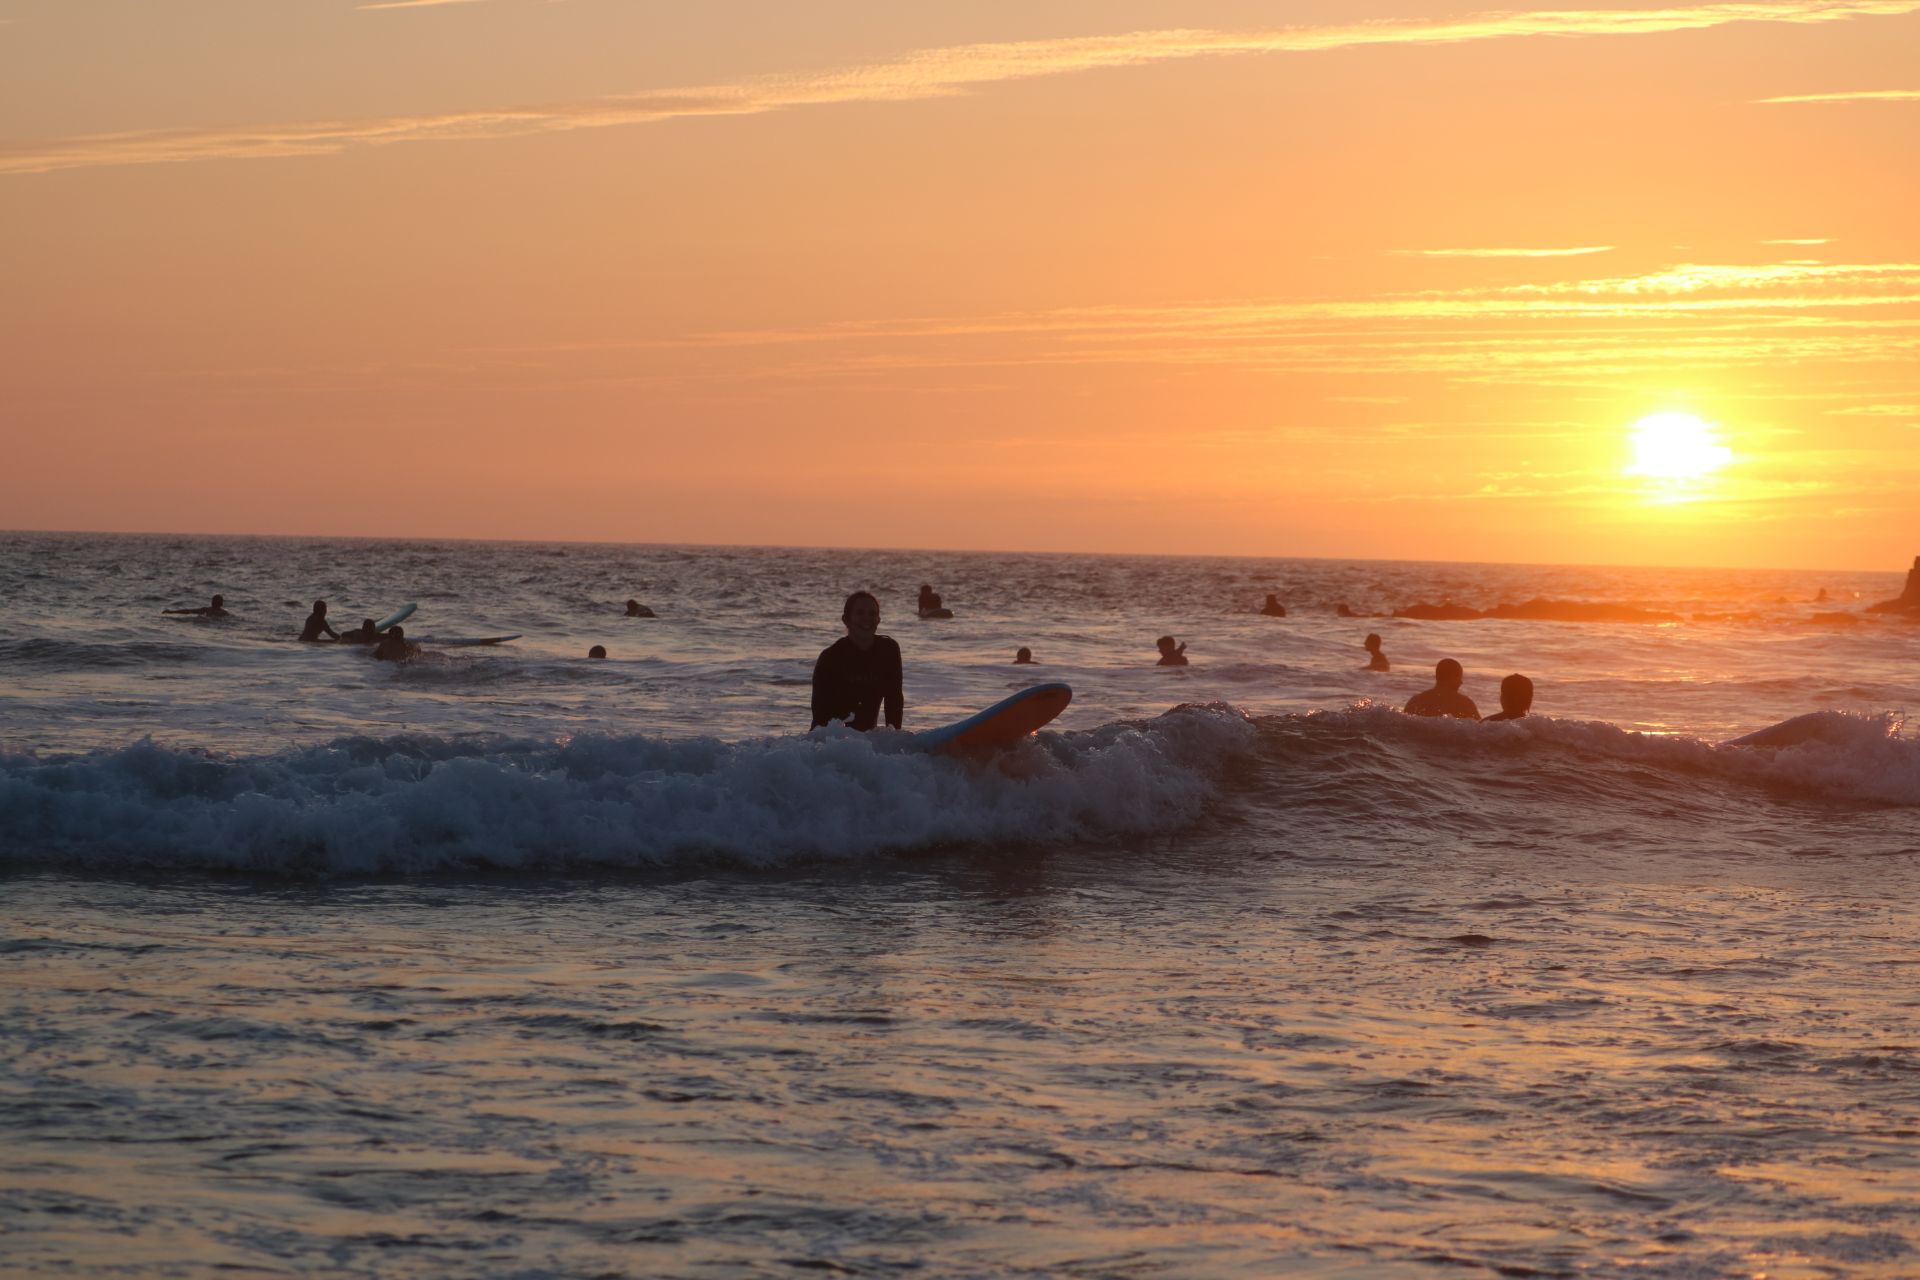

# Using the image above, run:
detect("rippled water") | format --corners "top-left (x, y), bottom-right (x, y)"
top-left (3, 534), bottom-right (1918, 1276)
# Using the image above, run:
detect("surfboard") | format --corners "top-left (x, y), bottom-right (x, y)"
top-left (919, 683), bottom-right (1072, 755)
top-left (374, 603), bottom-right (417, 632)
top-left (1723, 710), bottom-right (1852, 749)
top-left (412, 635), bottom-right (521, 647)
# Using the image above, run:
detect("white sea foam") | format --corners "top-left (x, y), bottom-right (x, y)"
top-left (0, 706), bottom-right (1257, 874)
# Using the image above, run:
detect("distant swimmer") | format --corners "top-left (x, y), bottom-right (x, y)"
top-left (1484, 673), bottom-right (1533, 722)
top-left (1260, 594), bottom-right (1288, 618)
top-left (1363, 633), bottom-right (1390, 672)
top-left (1336, 603), bottom-right (1358, 618)
top-left (164, 594), bottom-right (230, 619)
top-left (1013, 646), bottom-right (1036, 664)
top-left (588, 645), bottom-right (607, 659)
top-left (337, 618), bottom-right (379, 645)
top-left (1156, 635), bottom-right (1189, 667)
top-left (1404, 658), bottom-right (1480, 719)
top-left (625, 599), bottom-right (655, 618)
top-left (298, 600), bottom-right (339, 643)
top-left (811, 590), bottom-right (903, 731)
top-left (917, 584), bottom-right (953, 620)
top-left (371, 625), bottom-right (415, 662)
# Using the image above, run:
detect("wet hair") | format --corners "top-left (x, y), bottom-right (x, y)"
top-left (1365, 633), bottom-right (1382, 648)
top-left (589, 645), bottom-right (607, 659)
top-left (842, 590), bottom-right (879, 622)
top-left (1500, 673), bottom-right (1534, 713)
top-left (1435, 658), bottom-right (1463, 685)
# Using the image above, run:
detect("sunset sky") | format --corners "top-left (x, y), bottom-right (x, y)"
top-left (3, 0), bottom-right (1915, 569)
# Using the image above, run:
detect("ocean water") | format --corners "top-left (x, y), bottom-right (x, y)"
top-left (3, 532), bottom-right (1918, 1277)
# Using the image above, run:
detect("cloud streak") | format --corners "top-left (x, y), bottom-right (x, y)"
top-left (6, 0), bottom-right (1918, 175)
top-left (1755, 88), bottom-right (1920, 102)
top-left (1392, 246), bottom-right (1615, 258)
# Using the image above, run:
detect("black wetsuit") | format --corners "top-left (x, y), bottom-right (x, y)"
top-left (810, 636), bottom-right (903, 730)
top-left (299, 612), bottom-right (337, 642)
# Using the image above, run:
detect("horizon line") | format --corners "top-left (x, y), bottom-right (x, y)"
top-left (0, 526), bottom-right (1902, 579)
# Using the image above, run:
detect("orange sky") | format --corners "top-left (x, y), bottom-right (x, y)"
top-left (3, 1), bottom-right (1916, 569)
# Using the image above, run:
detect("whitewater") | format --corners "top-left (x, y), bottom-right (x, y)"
top-left (4, 533), bottom-right (1918, 1277)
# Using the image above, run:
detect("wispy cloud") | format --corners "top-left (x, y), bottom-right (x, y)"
top-left (360, 0), bottom-right (485, 10)
top-left (6, 0), bottom-right (1918, 175)
top-left (1761, 237), bottom-right (1832, 245)
top-left (1392, 246), bottom-right (1615, 258)
top-left (1755, 88), bottom-right (1920, 102)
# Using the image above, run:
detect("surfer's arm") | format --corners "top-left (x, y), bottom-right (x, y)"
top-left (883, 641), bottom-right (903, 729)
top-left (809, 650), bottom-right (838, 728)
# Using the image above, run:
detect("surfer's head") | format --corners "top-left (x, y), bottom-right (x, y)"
top-left (1364, 633), bottom-right (1382, 651)
top-left (842, 590), bottom-right (880, 641)
top-left (211, 594), bottom-right (224, 608)
top-left (1499, 673), bottom-right (1534, 717)
top-left (589, 645), bottom-right (607, 659)
top-left (362, 620), bottom-right (375, 632)
top-left (312, 600), bottom-right (326, 614)
top-left (1015, 646), bottom-right (1033, 664)
top-left (1435, 658), bottom-right (1464, 690)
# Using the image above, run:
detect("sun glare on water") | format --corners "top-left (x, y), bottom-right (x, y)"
top-left (1625, 412), bottom-right (1732, 482)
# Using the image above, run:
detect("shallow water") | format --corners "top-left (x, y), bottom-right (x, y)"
top-left (3, 535), bottom-right (1919, 1276)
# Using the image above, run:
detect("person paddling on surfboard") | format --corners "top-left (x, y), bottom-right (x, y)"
top-left (299, 600), bottom-right (339, 643)
top-left (811, 590), bottom-right (903, 731)
top-left (1404, 658), bottom-right (1480, 719)
top-left (371, 625), bottom-right (416, 662)
top-left (1484, 673), bottom-right (1533, 722)
top-left (164, 594), bottom-right (230, 619)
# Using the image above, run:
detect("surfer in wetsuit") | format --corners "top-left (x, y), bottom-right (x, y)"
top-left (1156, 635), bottom-right (1189, 666)
top-left (811, 590), bottom-right (903, 731)
top-left (1363, 633), bottom-right (1390, 672)
top-left (299, 600), bottom-right (338, 642)
top-left (1260, 594), bottom-right (1287, 617)
top-left (338, 618), bottom-right (379, 645)
top-left (1404, 658), bottom-right (1479, 719)
top-left (371, 625), bottom-right (415, 662)
top-left (1485, 673), bottom-right (1533, 721)
top-left (164, 594), bottom-right (230, 618)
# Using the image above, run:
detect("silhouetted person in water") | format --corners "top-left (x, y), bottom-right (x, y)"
top-left (1336, 602), bottom-right (1358, 618)
top-left (1260, 594), bottom-right (1287, 617)
top-left (1485, 673), bottom-right (1533, 722)
top-left (1404, 658), bottom-right (1479, 719)
top-left (588, 644), bottom-right (607, 659)
top-left (1363, 633), bottom-right (1390, 672)
top-left (917, 584), bottom-right (951, 618)
top-left (372, 625), bottom-right (414, 662)
top-left (1013, 646), bottom-right (1035, 664)
top-left (625, 599), bottom-right (654, 618)
top-left (811, 590), bottom-right (903, 731)
top-left (299, 600), bottom-right (338, 642)
top-left (337, 618), bottom-right (379, 645)
top-left (165, 594), bottom-right (229, 619)
top-left (1156, 635), bottom-right (1189, 666)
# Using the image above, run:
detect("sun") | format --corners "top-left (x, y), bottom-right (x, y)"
top-left (1625, 412), bottom-right (1732, 481)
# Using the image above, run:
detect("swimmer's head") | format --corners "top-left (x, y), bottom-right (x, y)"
top-left (312, 600), bottom-right (326, 613)
top-left (1435, 658), bottom-right (1464, 689)
top-left (211, 594), bottom-right (224, 608)
top-left (589, 644), bottom-right (607, 659)
top-left (387, 625), bottom-right (403, 639)
top-left (362, 620), bottom-right (375, 631)
top-left (1364, 633), bottom-right (1382, 650)
top-left (1157, 635), bottom-right (1178, 652)
top-left (1499, 673), bottom-right (1533, 716)
top-left (1015, 646), bottom-right (1032, 663)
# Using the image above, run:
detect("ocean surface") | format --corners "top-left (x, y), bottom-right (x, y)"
top-left (3, 532), bottom-right (1918, 1278)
